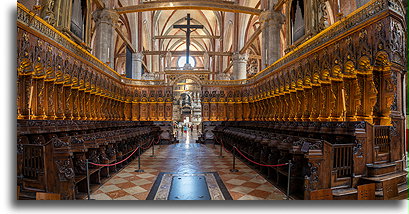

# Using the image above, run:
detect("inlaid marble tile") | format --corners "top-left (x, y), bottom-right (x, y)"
top-left (98, 185), bottom-right (120, 193)
top-left (225, 178), bottom-right (247, 186)
top-left (91, 130), bottom-right (287, 200)
top-left (109, 178), bottom-right (129, 185)
top-left (123, 186), bottom-right (148, 195)
top-left (230, 186), bottom-right (255, 194)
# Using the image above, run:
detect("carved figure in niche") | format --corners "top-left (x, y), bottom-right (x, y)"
top-left (203, 52), bottom-right (209, 70)
top-left (41, 0), bottom-right (56, 26)
top-left (166, 51), bottom-right (172, 69)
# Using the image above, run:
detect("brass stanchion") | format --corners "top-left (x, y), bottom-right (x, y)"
top-left (230, 146), bottom-right (239, 172)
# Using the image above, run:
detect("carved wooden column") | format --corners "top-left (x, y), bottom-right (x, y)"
top-left (78, 83), bottom-right (86, 120)
top-left (373, 66), bottom-right (395, 126)
top-left (140, 97), bottom-right (148, 121)
top-left (294, 90), bottom-right (303, 121)
top-left (227, 98), bottom-right (235, 121)
top-left (210, 98), bottom-right (217, 121)
top-left (149, 99), bottom-right (158, 121)
top-left (270, 97), bottom-right (277, 121)
top-left (165, 100), bottom-right (172, 121)
top-left (318, 84), bottom-right (332, 122)
top-left (131, 93), bottom-right (140, 121)
top-left (63, 81), bottom-right (73, 120)
top-left (157, 98), bottom-right (165, 121)
top-left (288, 92), bottom-right (297, 121)
top-left (356, 72), bottom-right (377, 123)
top-left (71, 81), bottom-right (80, 120)
top-left (31, 76), bottom-right (47, 119)
top-left (283, 94), bottom-right (290, 121)
top-left (310, 86), bottom-right (322, 121)
top-left (301, 88), bottom-right (312, 121)
top-left (89, 89), bottom-right (96, 120)
top-left (343, 77), bottom-right (359, 121)
top-left (248, 100), bottom-right (254, 121)
top-left (329, 81), bottom-right (344, 121)
top-left (44, 80), bottom-right (56, 120)
top-left (260, 99), bottom-right (267, 121)
top-left (17, 75), bottom-right (32, 120)
top-left (201, 101), bottom-right (209, 121)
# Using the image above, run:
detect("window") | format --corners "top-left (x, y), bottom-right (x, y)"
top-left (177, 56), bottom-right (196, 68)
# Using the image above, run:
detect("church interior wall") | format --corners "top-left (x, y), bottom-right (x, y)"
top-left (16, 0), bottom-right (407, 200)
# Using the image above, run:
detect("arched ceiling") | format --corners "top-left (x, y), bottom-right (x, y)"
top-left (110, 0), bottom-right (262, 73)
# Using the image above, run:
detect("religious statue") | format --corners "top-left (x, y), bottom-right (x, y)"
top-left (203, 52), bottom-right (210, 70)
top-left (166, 51), bottom-right (172, 69)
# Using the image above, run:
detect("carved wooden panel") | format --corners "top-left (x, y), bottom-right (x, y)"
top-left (357, 183), bottom-right (376, 200)
top-left (309, 188), bottom-right (333, 200)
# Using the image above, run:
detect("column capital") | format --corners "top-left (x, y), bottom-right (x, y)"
top-left (133, 52), bottom-right (144, 62)
top-left (92, 9), bottom-right (119, 26)
top-left (232, 52), bottom-right (249, 63)
top-left (260, 10), bottom-right (285, 27)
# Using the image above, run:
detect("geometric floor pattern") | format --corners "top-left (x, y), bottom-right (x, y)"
top-left (91, 130), bottom-right (287, 200)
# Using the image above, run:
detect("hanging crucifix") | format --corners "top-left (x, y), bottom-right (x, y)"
top-left (173, 14), bottom-right (203, 68)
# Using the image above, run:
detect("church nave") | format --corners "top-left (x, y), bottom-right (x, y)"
top-left (91, 130), bottom-right (286, 200)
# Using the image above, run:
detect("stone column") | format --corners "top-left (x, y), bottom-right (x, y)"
top-left (232, 53), bottom-right (249, 80)
top-left (268, 12), bottom-right (285, 65)
top-left (132, 52), bottom-right (144, 79)
top-left (92, 9), bottom-right (118, 68)
top-left (260, 11), bottom-right (270, 69)
top-left (260, 10), bottom-right (285, 67)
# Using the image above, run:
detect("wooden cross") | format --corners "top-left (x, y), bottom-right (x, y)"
top-left (173, 14), bottom-right (203, 66)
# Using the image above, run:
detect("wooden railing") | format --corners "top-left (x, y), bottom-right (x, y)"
top-left (22, 145), bottom-right (45, 180)
top-left (332, 144), bottom-right (353, 179)
top-left (374, 126), bottom-right (390, 154)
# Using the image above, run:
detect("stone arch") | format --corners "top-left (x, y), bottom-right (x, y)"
top-left (168, 74), bottom-right (203, 86)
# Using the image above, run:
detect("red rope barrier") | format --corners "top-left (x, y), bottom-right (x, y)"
top-left (89, 146), bottom-right (140, 167)
top-left (234, 147), bottom-right (288, 167)
top-left (220, 140), bottom-right (232, 154)
top-left (215, 137), bottom-right (231, 153)
top-left (154, 136), bottom-right (161, 144)
top-left (141, 138), bottom-right (155, 150)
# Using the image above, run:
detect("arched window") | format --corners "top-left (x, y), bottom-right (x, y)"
top-left (290, 0), bottom-right (305, 43)
top-left (178, 56), bottom-right (196, 68)
top-left (70, 0), bottom-right (87, 40)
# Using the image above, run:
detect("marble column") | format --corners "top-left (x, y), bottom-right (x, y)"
top-left (92, 9), bottom-right (118, 68)
top-left (260, 10), bottom-right (285, 67)
top-left (132, 52), bottom-right (144, 79)
top-left (232, 52), bottom-right (249, 80)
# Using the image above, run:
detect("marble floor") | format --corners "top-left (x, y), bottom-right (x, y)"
top-left (90, 129), bottom-right (287, 200)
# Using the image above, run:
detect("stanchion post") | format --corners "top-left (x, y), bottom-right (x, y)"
top-left (286, 160), bottom-right (292, 200)
top-left (135, 145), bottom-right (144, 172)
top-left (86, 159), bottom-right (94, 200)
top-left (230, 145), bottom-right (239, 172)
top-left (150, 139), bottom-right (155, 157)
top-left (219, 139), bottom-right (223, 158)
